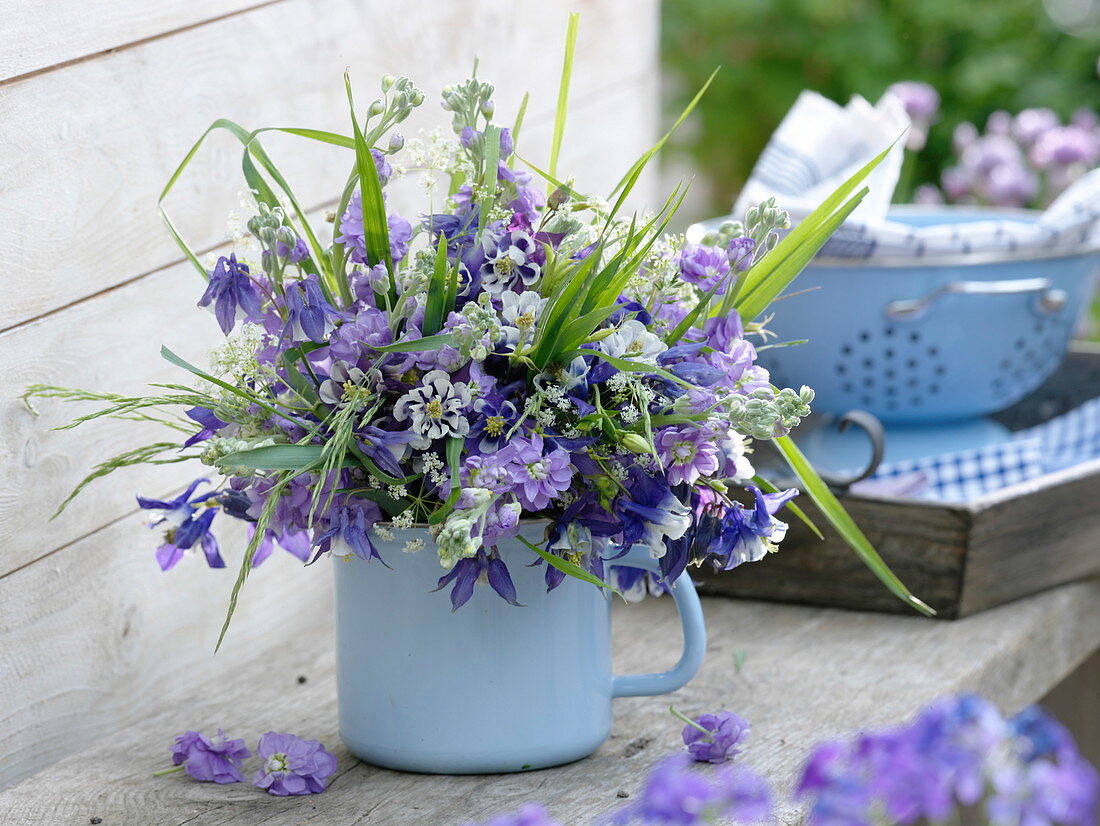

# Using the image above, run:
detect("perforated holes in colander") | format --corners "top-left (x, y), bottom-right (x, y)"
top-left (991, 313), bottom-right (1074, 401)
top-left (835, 326), bottom-right (950, 413)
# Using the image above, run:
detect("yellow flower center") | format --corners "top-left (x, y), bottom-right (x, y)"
top-left (486, 415), bottom-right (506, 436)
top-left (494, 257), bottom-right (516, 275)
top-left (426, 398), bottom-right (444, 419)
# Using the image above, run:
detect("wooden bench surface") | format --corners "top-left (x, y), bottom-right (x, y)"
top-left (2, 581), bottom-right (1097, 825)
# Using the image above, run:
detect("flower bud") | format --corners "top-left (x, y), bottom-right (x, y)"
top-left (368, 99), bottom-right (385, 117)
top-left (275, 226), bottom-right (296, 248)
top-left (480, 99), bottom-right (495, 117)
top-left (381, 74), bottom-right (395, 92)
top-left (388, 132), bottom-right (405, 152)
top-left (621, 433), bottom-right (651, 454)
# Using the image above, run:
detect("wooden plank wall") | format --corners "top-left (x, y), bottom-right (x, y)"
top-left (0, 0), bottom-right (660, 790)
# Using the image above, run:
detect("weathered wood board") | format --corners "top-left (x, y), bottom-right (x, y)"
top-left (0, 583), bottom-right (1096, 824)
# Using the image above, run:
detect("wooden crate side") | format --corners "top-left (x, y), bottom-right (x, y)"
top-left (960, 460), bottom-right (1100, 615)
top-left (697, 494), bottom-right (973, 618)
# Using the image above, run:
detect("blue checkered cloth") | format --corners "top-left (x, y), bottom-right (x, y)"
top-left (853, 397), bottom-right (1100, 502)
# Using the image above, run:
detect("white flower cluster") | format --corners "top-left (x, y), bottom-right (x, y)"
top-left (210, 323), bottom-right (276, 386)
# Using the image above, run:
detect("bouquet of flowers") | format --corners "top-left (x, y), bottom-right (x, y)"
top-left (27, 30), bottom-right (928, 641)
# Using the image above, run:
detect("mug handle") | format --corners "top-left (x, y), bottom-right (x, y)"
top-left (610, 546), bottom-right (707, 698)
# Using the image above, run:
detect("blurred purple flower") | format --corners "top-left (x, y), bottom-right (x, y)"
top-left (1012, 108), bottom-right (1060, 146)
top-left (466, 804), bottom-right (561, 826)
top-left (252, 732), bottom-right (337, 796)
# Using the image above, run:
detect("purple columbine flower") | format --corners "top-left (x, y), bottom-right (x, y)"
top-left (168, 729), bottom-right (250, 784)
top-left (251, 526), bottom-right (311, 567)
top-left (137, 479), bottom-right (225, 571)
top-left (466, 804), bottom-right (561, 826)
top-left (435, 549), bottom-right (521, 610)
top-left (252, 732), bottom-right (337, 796)
top-left (282, 274), bottom-right (343, 344)
top-left (393, 369), bottom-right (473, 449)
top-left (679, 710), bottom-right (752, 764)
top-left (311, 502), bottom-right (384, 565)
top-left (479, 230), bottom-right (542, 295)
top-left (657, 426), bottom-right (721, 487)
top-left (707, 486), bottom-right (797, 570)
top-left (677, 244), bottom-right (731, 294)
top-left (498, 434), bottom-right (574, 511)
top-left (197, 254), bottom-right (262, 335)
top-left (182, 405), bottom-right (227, 448)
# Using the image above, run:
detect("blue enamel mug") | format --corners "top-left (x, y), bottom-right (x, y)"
top-left (333, 522), bottom-right (707, 774)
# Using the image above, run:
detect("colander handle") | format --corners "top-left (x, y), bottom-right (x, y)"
top-left (885, 278), bottom-right (1068, 321)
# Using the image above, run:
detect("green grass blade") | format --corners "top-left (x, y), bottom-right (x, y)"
top-left (519, 537), bottom-right (622, 597)
top-left (549, 12), bottom-right (579, 179)
top-left (478, 123), bottom-right (501, 236)
top-left (774, 435), bottom-right (934, 616)
top-left (372, 333), bottom-right (457, 353)
top-left (606, 67), bottom-right (718, 219)
top-left (422, 233), bottom-right (451, 336)
top-left (160, 346), bottom-right (292, 426)
top-left (512, 91), bottom-right (530, 147)
top-left (428, 436), bottom-right (464, 526)
top-left (734, 187), bottom-right (867, 321)
top-left (344, 72), bottom-right (394, 302)
top-left (219, 444), bottom-right (333, 471)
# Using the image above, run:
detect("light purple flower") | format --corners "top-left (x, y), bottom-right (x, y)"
top-left (197, 254), bottom-right (262, 335)
top-left (499, 434), bottom-right (574, 511)
top-left (169, 729), bottom-right (250, 784)
top-left (1012, 108), bottom-right (1060, 146)
top-left (1031, 125), bottom-right (1100, 169)
top-left (677, 244), bottom-right (731, 293)
top-left (312, 501), bottom-right (384, 564)
top-left (657, 426), bottom-right (721, 486)
top-left (981, 163), bottom-right (1039, 208)
top-left (682, 711), bottom-right (751, 764)
top-left (252, 732), bottom-right (337, 796)
top-left (726, 237), bottom-right (755, 272)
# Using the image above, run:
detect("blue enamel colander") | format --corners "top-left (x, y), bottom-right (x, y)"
top-left (696, 207), bottom-right (1100, 425)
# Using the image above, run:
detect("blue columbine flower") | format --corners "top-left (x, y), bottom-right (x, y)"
top-left (310, 503), bottom-right (385, 565)
top-left (197, 254), bottom-right (263, 335)
top-left (182, 406), bottom-right (227, 448)
top-left (282, 274), bottom-right (344, 344)
top-left (137, 479), bottom-right (224, 571)
top-left (434, 550), bottom-right (520, 611)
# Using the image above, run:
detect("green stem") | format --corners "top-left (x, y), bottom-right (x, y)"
top-left (669, 705), bottom-right (713, 739)
top-left (152, 765), bottom-right (186, 778)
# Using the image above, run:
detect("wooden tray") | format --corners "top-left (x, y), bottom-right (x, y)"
top-left (698, 345), bottom-right (1100, 619)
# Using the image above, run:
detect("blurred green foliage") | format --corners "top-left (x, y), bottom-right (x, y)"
top-left (662, 0), bottom-right (1100, 217)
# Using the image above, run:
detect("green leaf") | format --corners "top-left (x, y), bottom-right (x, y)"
top-left (344, 72), bottom-right (394, 301)
top-left (219, 444), bottom-right (335, 471)
top-left (569, 349), bottom-right (693, 389)
top-left (512, 91), bottom-right (530, 147)
top-left (549, 12), bottom-right (579, 179)
top-left (422, 233), bottom-right (451, 337)
top-left (519, 537), bottom-right (622, 597)
top-left (428, 436), bottom-right (465, 526)
top-left (752, 474), bottom-right (823, 540)
top-left (372, 333), bottom-right (457, 353)
top-left (479, 123), bottom-right (501, 236)
top-left (774, 435), bottom-right (934, 616)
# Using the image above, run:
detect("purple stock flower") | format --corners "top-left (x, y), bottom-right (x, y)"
top-left (681, 711), bottom-right (751, 764)
top-left (677, 244), bottom-right (731, 294)
top-left (137, 479), bottom-right (225, 571)
top-left (251, 526), bottom-right (311, 567)
top-left (1013, 108), bottom-right (1060, 146)
top-left (887, 81), bottom-right (939, 121)
top-left (197, 254), bottom-right (262, 335)
top-left (328, 305), bottom-right (393, 362)
top-left (498, 434), bottom-right (574, 511)
top-left (169, 729), bottom-right (250, 784)
top-left (466, 804), bottom-right (561, 826)
top-left (1031, 126), bottom-right (1100, 169)
top-left (727, 237), bottom-right (755, 272)
top-left (282, 274), bottom-right (344, 343)
top-left (658, 426), bottom-right (721, 487)
top-left (252, 732), bottom-right (337, 796)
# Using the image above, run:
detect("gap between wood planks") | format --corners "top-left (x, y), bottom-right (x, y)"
top-left (0, 0), bottom-right (288, 88)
